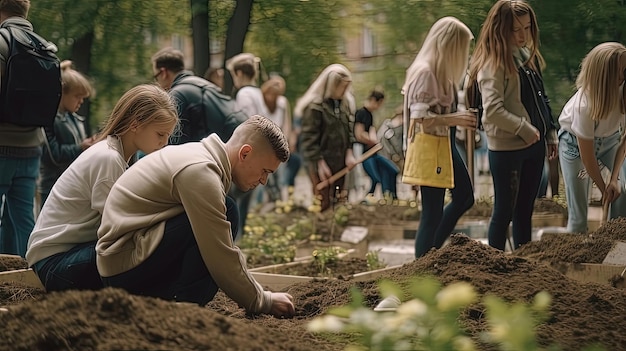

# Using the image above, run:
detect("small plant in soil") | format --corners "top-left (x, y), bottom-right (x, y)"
top-left (365, 250), bottom-right (385, 271)
top-left (312, 246), bottom-right (346, 276)
top-left (240, 213), bottom-right (298, 266)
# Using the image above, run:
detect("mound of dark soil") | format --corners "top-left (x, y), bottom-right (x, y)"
top-left (2, 234), bottom-right (625, 351)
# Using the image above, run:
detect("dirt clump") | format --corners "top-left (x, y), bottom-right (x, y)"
top-left (0, 255), bottom-right (28, 272)
top-left (464, 197), bottom-right (567, 218)
top-left (515, 217), bottom-right (626, 263)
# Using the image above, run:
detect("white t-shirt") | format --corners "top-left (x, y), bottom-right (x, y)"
top-left (26, 136), bottom-right (128, 265)
top-left (236, 86), bottom-right (267, 118)
top-left (559, 87), bottom-right (625, 139)
top-left (265, 95), bottom-right (288, 129)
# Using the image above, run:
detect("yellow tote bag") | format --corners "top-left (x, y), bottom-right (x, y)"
top-left (402, 131), bottom-right (454, 189)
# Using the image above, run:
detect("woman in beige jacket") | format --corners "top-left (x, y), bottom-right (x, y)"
top-left (468, 0), bottom-right (558, 251)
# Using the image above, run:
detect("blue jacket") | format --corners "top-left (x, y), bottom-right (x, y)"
top-left (39, 111), bottom-right (87, 195)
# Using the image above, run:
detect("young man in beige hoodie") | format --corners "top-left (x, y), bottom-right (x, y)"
top-left (96, 115), bottom-right (295, 318)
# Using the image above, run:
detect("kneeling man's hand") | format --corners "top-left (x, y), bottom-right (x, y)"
top-left (269, 292), bottom-right (295, 318)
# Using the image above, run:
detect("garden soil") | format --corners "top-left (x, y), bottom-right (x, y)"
top-left (1, 216), bottom-right (626, 350)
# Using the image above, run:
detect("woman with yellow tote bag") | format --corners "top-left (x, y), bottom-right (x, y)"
top-left (401, 17), bottom-right (477, 258)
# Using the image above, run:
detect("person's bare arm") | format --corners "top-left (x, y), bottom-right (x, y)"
top-left (578, 137), bottom-right (605, 194)
top-left (408, 110), bottom-right (476, 142)
top-left (604, 133), bottom-right (626, 203)
top-left (354, 122), bottom-right (377, 147)
top-left (419, 110), bottom-right (477, 129)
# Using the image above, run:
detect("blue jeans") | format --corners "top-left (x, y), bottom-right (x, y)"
top-left (362, 153), bottom-right (399, 198)
top-left (559, 130), bottom-right (626, 232)
top-left (414, 132), bottom-right (474, 258)
top-left (32, 241), bottom-right (103, 291)
top-left (0, 155), bottom-right (40, 257)
top-left (102, 196), bottom-right (239, 305)
top-left (488, 141), bottom-right (545, 250)
top-left (284, 152), bottom-right (302, 187)
top-left (229, 185), bottom-right (251, 241)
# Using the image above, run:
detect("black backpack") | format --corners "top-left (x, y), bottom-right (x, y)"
top-left (173, 77), bottom-right (247, 144)
top-left (0, 23), bottom-right (61, 127)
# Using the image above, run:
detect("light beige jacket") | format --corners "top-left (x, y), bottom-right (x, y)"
top-left (478, 48), bottom-right (557, 151)
top-left (96, 134), bottom-right (272, 314)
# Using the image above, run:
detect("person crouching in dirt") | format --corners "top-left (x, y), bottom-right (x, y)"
top-left (96, 115), bottom-right (295, 318)
top-left (558, 42), bottom-right (626, 233)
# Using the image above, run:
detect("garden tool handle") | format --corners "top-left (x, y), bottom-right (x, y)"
top-left (315, 143), bottom-right (383, 191)
top-left (601, 200), bottom-right (610, 226)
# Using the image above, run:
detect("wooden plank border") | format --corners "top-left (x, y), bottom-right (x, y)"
top-left (0, 268), bottom-right (44, 289)
top-left (549, 262), bottom-right (625, 289)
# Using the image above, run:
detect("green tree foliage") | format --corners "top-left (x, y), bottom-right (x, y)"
top-left (28, 0), bottom-right (189, 124)
top-left (534, 0), bottom-right (626, 112)
top-left (244, 0), bottom-right (345, 107)
top-left (22, 0), bottom-right (626, 126)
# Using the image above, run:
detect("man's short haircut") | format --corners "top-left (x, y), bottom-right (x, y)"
top-left (235, 115), bottom-right (289, 162)
top-left (0, 0), bottom-right (30, 18)
top-left (151, 47), bottom-right (185, 73)
top-left (369, 90), bottom-right (385, 101)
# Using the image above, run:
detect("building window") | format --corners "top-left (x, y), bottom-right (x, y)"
top-left (171, 34), bottom-right (184, 52)
top-left (362, 26), bottom-right (376, 58)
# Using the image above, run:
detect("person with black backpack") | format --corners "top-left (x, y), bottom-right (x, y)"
top-left (0, 0), bottom-right (61, 257)
top-left (151, 47), bottom-right (246, 144)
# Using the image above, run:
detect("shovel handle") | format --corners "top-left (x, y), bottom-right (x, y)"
top-left (315, 144), bottom-right (383, 191)
top-left (601, 201), bottom-right (610, 226)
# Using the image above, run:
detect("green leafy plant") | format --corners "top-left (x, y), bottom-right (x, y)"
top-left (365, 250), bottom-right (385, 271)
top-left (333, 204), bottom-right (350, 226)
top-left (239, 213), bottom-right (297, 265)
top-left (308, 276), bottom-right (601, 351)
top-left (311, 246), bottom-right (346, 276)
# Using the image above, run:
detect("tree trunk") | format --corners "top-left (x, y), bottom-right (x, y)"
top-left (70, 31), bottom-right (94, 135)
top-left (190, 0), bottom-right (209, 76)
top-left (223, 0), bottom-right (253, 96)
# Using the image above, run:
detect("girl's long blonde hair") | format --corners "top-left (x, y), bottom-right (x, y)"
top-left (95, 84), bottom-right (178, 142)
top-left (576, 42), bottom-right (626, 121)
top-left (469, 0), bottom-right (544, 80)
top-left (293, 63), bottom-right (355, 118)
top-left (402, 16), bottom-right (474, 97)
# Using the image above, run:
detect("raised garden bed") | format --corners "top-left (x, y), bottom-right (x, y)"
top-left (0, 255), bottom-right (42, 289)
top-left (249, 248), bottom-right (399, 290)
